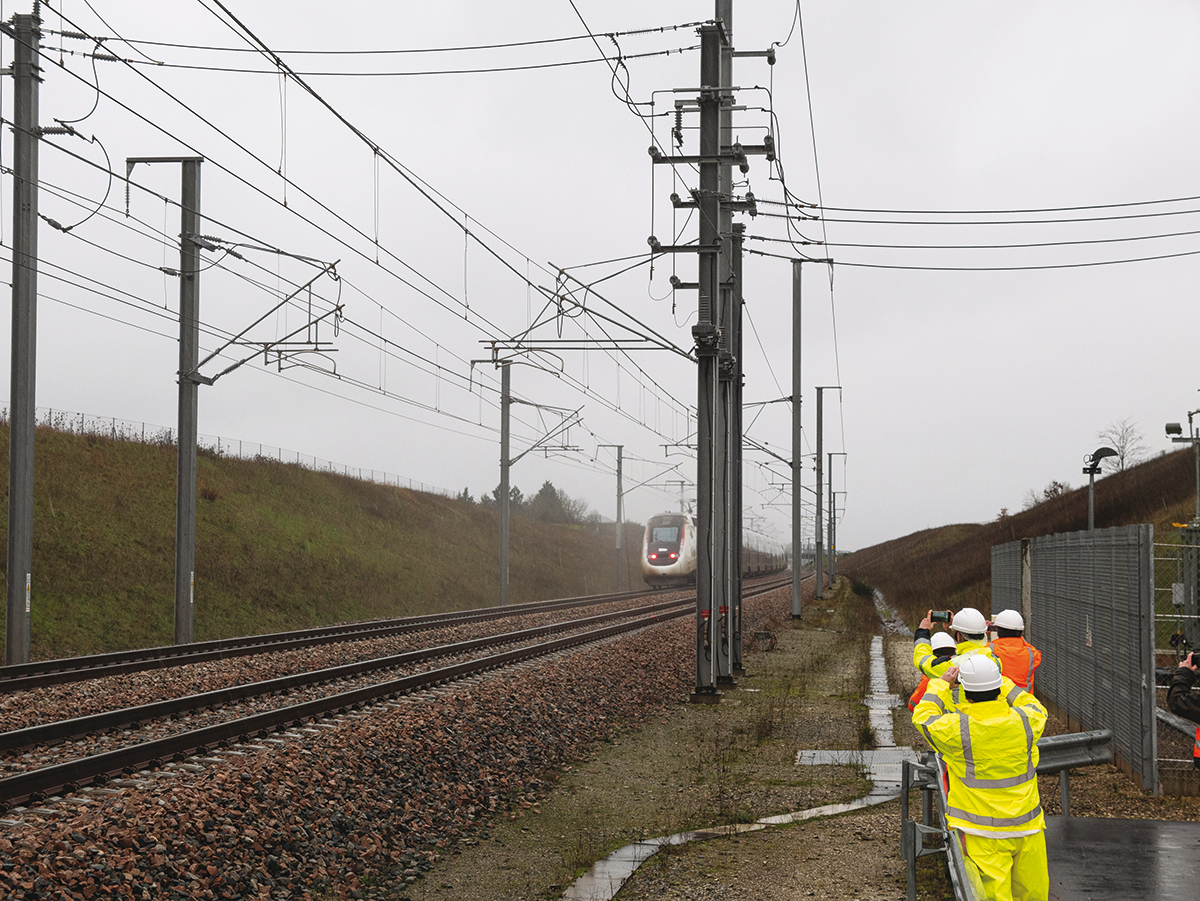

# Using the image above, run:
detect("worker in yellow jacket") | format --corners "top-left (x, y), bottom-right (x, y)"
top-left (913, 656), bottom-right (1049, 901)
top-left (913, 606), bottom-right (1000, 680)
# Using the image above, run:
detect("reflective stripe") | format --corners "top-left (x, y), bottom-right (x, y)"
top-left (1006, 684), bottom-right (1024, 706)
top-left (948, 804), bottom-right (1043, 829)
top-left (951, 684), bottom-right (961, 706)
top-left (1025, 646), bottom-right (1036, 689)
top-left (955, 708), bottom-right (1036, 789)
top-left (922, 694), bottom-right (947, 715)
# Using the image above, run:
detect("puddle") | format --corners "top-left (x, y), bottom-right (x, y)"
top-left (561, 635), bottom-right (915, 901)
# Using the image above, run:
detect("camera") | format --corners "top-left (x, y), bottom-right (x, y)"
top-left (931, 610), bottom-right (952, 623)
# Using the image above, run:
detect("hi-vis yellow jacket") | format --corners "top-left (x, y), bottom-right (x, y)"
top-left (913, 678), bottom-right (1047, 838)
top-left (913, 635), bottom-right (1000, 680)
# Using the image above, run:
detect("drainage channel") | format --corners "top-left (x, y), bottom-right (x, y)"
top-left (561, 634), bottom-right (916, 901)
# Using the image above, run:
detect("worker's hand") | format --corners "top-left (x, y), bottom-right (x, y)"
top-left (940, 665), bottom-right (960, 687)
top-left (1185, 652), bottom-right (1200, 673)
top-left (920, 610), bottom-right (934, 631)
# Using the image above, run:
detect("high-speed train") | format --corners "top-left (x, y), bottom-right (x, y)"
top-left (641, 512), bottom-right (788, 588)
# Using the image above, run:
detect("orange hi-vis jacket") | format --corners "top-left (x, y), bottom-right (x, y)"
top-left (989, 637), bottom-right (1042, 691)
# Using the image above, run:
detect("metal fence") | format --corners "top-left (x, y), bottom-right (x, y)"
top-left (992, 525), bottom-right (1157, 794)
top-left (990, 539), bottom-right (1025, 619)
top-left (4, 405), bottom-right (455, 498)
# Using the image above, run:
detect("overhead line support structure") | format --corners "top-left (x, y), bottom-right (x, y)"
top-left (126, 156), bottom-right (205, 645)
top-left (5, 11), bottom-right (41, 666)
top-left (649, 3), bottom-right (776, 699)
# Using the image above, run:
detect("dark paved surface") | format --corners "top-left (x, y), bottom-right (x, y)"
top-left (1047, 816), bottom-right (1200, 900)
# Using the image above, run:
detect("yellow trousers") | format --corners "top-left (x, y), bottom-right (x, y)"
top-left (961, 831), bottom-right (1048, 901)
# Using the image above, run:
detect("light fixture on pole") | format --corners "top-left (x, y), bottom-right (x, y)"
top-left (1167, 413), bottom-right (1200, 524)
top-left (1082, 446), bottom-right (1118, 532)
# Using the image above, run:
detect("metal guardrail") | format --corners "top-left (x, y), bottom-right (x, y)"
top-left (901, 730), bottom-right (1113, 901)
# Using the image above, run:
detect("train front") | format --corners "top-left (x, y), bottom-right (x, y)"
top-left (641, 512), bottom-right (697, 587)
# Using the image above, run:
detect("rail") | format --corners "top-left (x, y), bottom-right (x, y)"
top-left (901, 730), bottom-right (1113, 901)
top-left (0, 576), bottom-right (793, 809)
top-left (0, 586), bottom-right (675, 692)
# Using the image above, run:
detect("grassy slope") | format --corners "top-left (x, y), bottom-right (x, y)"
top-left (0, 425), bottom-right (646, 660)
top-left (841, 447), bottom-right (1198, 627)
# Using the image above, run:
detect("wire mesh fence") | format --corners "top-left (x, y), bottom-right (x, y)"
top-left (993, 526), bottom-right (1158, 794)
top-left (1, 405), bottom-right (455, 498)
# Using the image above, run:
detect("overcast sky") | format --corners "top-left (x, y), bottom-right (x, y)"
top-left (3, 1), bottom-right (1198, 552)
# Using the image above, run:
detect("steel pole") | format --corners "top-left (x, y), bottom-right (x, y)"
top-left (615, 445), bottom-right (623, 592)
top-left (692, 23), bottom-right (723, 700)
top-left (731, 223), bottom-right (745, 673)
top-left (500, 362), bottom-right (511, 604)
top-left (791, 260), bottom-right (803, 618)
top-left (1088, 471), bottom-right (1095, 532)
top-left (174, 159), bottom-right (202, 645)
top-left (827, 451), bottom-right (834, 586)
top-left (6, 13), bottom-right (40, 665)
top-left (815, 388), bottom-right (824, 600)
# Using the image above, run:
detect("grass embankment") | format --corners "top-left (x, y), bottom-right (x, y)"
top-left (841, 447), bottom-right (1199, 626)
top-left (0, 425), bottom-right (645, 660)
top-left (403, 578), bottom-right (886, 901)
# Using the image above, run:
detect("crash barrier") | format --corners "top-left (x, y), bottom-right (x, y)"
top-left (992, 527), bottom-right (1157, 794)
top-left (901, 730), bottom-right (1113, 901)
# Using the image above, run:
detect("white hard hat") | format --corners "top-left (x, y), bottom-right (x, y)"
top-left (992, 609), bottom-right (1025, 631)
top-left (958, 656), bottom-right (1003, 692)
top-left (931, 631), bottom-right (957, 652)
top-left (951, 607), bottom-right (988, 635)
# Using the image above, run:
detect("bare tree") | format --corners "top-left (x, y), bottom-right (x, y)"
top-left (1096, 417), bottom-right (1147, 472)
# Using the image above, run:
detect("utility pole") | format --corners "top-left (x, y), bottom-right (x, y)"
top-left (599, 444), bottom-right (624, 591)
top-left (127, 157), bottom-right (204, 645)
top-left (791, 261), bottom-right (802, 618)
top-left (616, 445), bottom-right (623, 591)
top-left (815, 387), bottom-right (824, 600)
top-left (692, 20), bottom-right (724, 700)
top-left (714, 0), bottom-right (735, 687)
top-left (731, 222), bottom-right (745, 674)
top-left (499, 361), bottom-right (511, 604)
top-left (827, 451), bottom-right (845, 586)
top-left (5, 11), bottom-right (41, 666)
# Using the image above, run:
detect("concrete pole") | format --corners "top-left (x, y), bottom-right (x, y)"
top-left (174, 159), bottom-right (202, 645)
top-left (815, 388), bottom-right (824, 600)
top-left (499, 362), bottom-right (511, 604)
top-left (831, 492), bottom-right (839, 582)
top-left (6, 13), bottom-right (41, 666)
top-left (692, 22), bottom-right (722, 700)
top-left (791, 260), bottom-right (803, 618)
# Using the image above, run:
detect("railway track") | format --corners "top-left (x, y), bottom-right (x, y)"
top-left (0, 586), bottom-right (674, 693)
top-left (0, 574), bottom-right (792, 810)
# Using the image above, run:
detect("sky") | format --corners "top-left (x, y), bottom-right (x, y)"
top-left (2, 0), bottom-right (1198, 553)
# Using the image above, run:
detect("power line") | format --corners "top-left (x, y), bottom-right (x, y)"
top-left (93, 44), bottom-right (699, 77)
top-left (52, 20), bottom-right (707, 56)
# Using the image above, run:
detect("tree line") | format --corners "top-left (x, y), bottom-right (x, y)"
top-left (456, 479), bottom-right (597, 525)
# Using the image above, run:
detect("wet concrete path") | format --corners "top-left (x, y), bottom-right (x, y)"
top-left (1045, 816), bottom-right (1200, 900)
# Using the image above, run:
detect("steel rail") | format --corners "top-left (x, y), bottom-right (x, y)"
top-left (0, 585), bottom-right (672, 693)
top-left (0, 598), bottom-right (692, 753)
top-left (0, 605), bottom-right (691, 810)
top-left (0, 573), bottom-right (794, 809)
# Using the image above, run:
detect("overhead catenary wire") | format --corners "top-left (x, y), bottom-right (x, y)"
top-left (30, 7), bottom-right (729, 511)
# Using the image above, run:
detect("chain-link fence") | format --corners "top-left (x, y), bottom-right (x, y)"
top-left (3, 406), bottom-right (455, 498)
top-left (993, 526), bottom-right (1158, 794)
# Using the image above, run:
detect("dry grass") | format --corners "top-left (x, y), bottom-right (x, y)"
top-left (841, 447), bottom-right (1199, 627)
